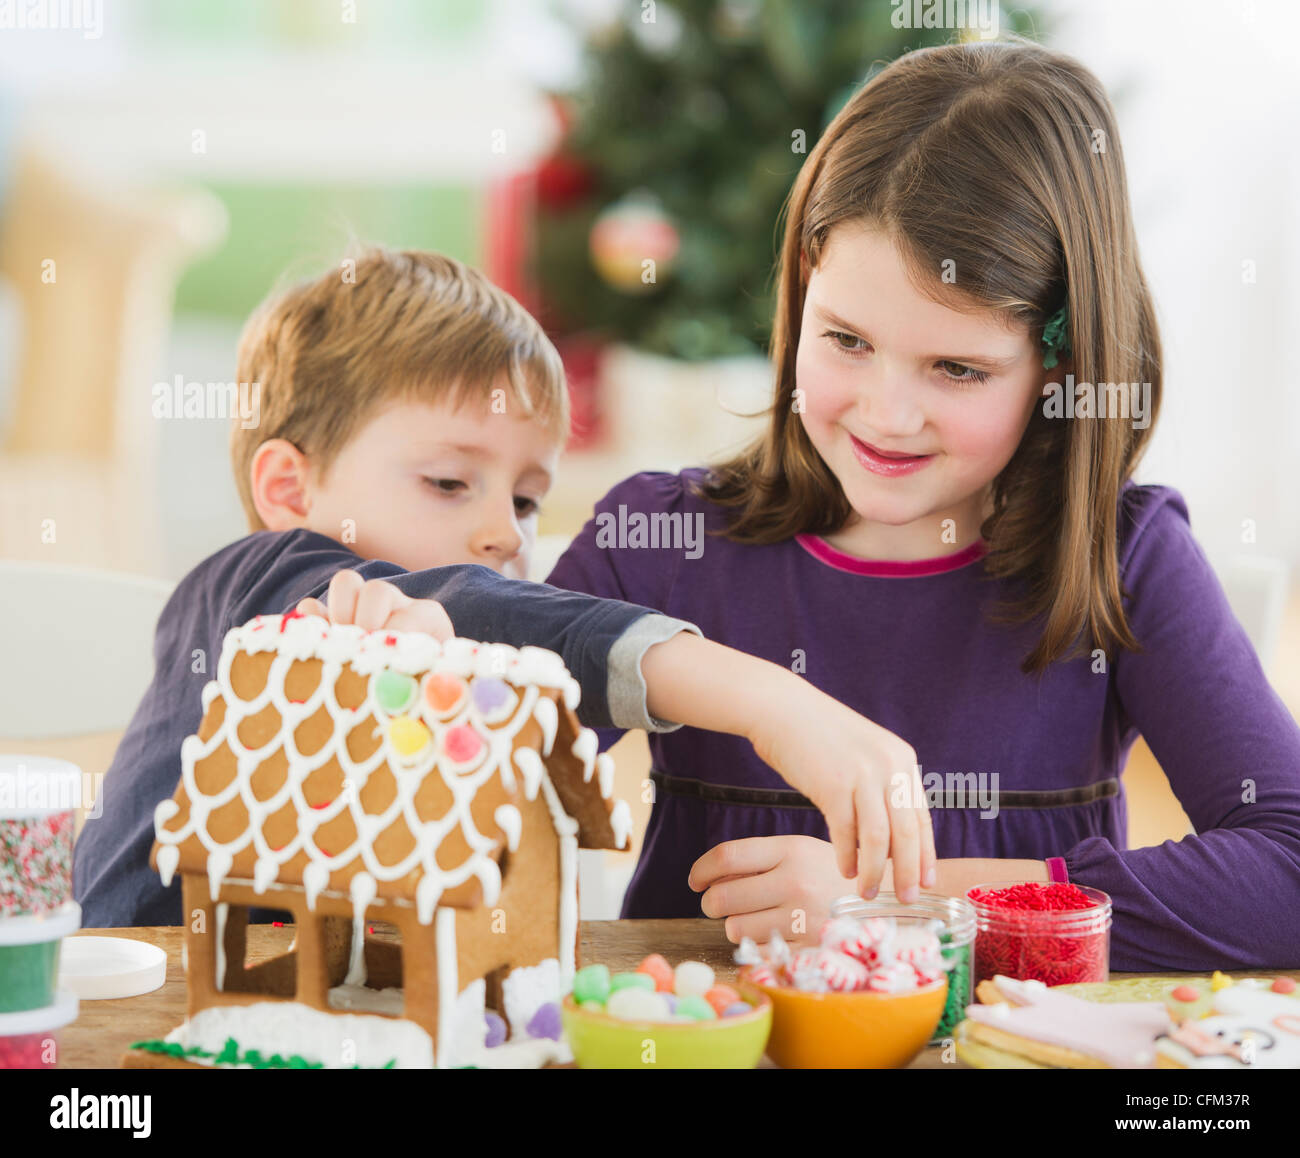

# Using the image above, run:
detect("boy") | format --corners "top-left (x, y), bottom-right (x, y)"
top-left (73, 248), bottom-right (931, 928)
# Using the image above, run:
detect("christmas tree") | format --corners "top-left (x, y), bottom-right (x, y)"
top-left (533, 0), bottom-right (1043, 361)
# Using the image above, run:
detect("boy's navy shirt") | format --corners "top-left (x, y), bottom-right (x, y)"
top-left (73, 529), bottom-right (683, 927)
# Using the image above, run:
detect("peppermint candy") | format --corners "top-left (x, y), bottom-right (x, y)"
top-left (734, 936), bottom-right (764, 967)
top-left (866, 962), bottom-right (919, 994)
top-left (788, 949), bottom-right (832, 993)
top-left (736, 912), bottom-right (947, 995)
top-left (818, 917), bottom-right (870, 958)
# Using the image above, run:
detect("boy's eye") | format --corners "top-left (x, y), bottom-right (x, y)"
top-left (938, 360), bottom-right (991, 385)
top-left (424, 478), bottom-right (466, 494)
top-left (514, 496), bottom-right (540, 517)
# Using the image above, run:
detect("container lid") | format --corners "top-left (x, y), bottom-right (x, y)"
top-left (0, 989), bottom-right (79, 1036)
top-left (0, 755), bottom-right (85, 820)
top-left (0, 900), bottom-right (81, 945)
top-left (58, 935), bottom-right (167, 1000)
top-left (831, 892), bottom-right (977, 938)
top-left (966, 881), bottom-right (1112, 926)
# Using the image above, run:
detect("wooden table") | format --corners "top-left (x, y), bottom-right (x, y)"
top-left (61, 922), bottom-right (1295, 1069)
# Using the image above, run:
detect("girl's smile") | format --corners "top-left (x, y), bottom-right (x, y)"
top-left (847, 432), bottom-right (936, 476)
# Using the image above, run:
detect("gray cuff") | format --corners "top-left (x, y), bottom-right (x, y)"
top-left (607, 613), bottom-right (703, 731)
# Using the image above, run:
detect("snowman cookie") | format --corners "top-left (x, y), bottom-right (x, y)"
top-left (1156, 977), bottom-right (1300, 1069)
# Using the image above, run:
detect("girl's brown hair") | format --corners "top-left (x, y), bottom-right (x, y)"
top-left (232, 246), bottom-right (568, 531)
top-left (700, 36), bottom-right (1162, 674)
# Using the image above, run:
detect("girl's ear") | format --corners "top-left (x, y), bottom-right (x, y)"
top-left (1041, 356), bottom-right (1074, 394)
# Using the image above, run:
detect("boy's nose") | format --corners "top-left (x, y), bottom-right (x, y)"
top-left (470, 514), bottom-right (524, 572)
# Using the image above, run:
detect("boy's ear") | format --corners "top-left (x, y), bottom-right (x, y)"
top-left (250, 439), bottom-right (312, 530)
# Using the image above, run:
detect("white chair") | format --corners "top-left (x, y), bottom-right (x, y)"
top-left (0, 561), bottom-right (173, 740)
top-left (0, 146), bottom-right (228, 574)
top-left (1209, 553), bottom-right (1291, 675)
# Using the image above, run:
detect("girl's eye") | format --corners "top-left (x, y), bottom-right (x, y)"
top-left (938, 360), bottom-right (991, 385)
top-left (823, 327), bottom-right (992, 386)
top-left (824, 329), bottom-right (869, 356)
top-left (424, 478), bottom-right (466, 494)
top-left (514, 496), bottom-right (540, 517)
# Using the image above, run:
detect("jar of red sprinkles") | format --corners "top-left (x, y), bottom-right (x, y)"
top-left (967, 881), bottom-right (1111, 987)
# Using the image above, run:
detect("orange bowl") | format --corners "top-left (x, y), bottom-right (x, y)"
top-left (739, 967), bottom-right (947, 1069)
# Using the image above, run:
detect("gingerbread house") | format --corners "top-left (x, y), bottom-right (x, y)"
top-left (130, 610), bottom-right (632, 1069)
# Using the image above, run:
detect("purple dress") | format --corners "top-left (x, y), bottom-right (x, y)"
top-left (545, 469), bottom-right (1300, 971)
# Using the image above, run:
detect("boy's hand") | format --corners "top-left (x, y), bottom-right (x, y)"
top-left (748, 682), bottom-right (935, 904)
top-left (691, 836), bottom-right (861, 946)
top-left (295, 571), bottom-right (454, 640)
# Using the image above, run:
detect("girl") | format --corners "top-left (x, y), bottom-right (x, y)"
top-left (546, 37), bottom-right (1300, 971)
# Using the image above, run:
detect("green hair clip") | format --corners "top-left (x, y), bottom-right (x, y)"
top-left (1041, 304), bottom-right (1071, 370)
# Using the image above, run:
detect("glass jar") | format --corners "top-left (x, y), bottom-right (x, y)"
top-left (830, 892), bottom-right (977, 1042)
top-left (966, 881), bottom-right (1111, 988)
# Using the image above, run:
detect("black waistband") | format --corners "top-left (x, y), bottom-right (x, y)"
top-left (648, 768), bottom-right (1120, 811)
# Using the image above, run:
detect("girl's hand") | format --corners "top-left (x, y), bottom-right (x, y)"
top-left (748, 681), bottom-right (935, 903)
top-left (638, 632), bottom-right (934, 900)
top-left (690, 836), bottom-right (856, 945)
top-left (295, 571), bottom-right (454, 640)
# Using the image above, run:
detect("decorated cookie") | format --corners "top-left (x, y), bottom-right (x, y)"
top-left (1161, 975), bottom-right (1300, 1027)
top-left (1156, 979), bottom-right (1300, 1069)
top-left (961, 975), bottom-right (1173, 1068)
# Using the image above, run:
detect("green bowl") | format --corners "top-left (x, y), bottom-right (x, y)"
top-left (560, 990), bottom-right (772, 1069)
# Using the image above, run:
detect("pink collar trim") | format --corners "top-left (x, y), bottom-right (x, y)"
top-left (794, 533), bottom-right (988, 578)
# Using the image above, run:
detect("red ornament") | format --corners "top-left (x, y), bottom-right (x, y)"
top-left (536, 152), bottom-right (596, 211)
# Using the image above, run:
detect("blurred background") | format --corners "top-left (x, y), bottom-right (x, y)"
top-left (1, 0), bottom-right (1296, 915)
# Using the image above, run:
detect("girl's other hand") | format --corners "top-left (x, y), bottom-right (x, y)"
top-left (690, 835), bottom-right (856, 945)
top-left (295, 570), bottom-right (455, 639)
top-left (748, 682), bottom-right (935, 904)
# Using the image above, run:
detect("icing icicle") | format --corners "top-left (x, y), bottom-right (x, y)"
top-left (345, 872), bottom-right (377, 987)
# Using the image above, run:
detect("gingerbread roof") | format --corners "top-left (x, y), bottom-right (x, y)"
top-left (152, 612), bottom-right (631, 921)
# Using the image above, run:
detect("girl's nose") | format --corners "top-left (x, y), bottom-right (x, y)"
top-left (857, 364), bottom-right (925, 435)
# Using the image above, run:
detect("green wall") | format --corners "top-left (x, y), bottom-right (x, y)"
top-left (174, 183), bottom-right (482, 319)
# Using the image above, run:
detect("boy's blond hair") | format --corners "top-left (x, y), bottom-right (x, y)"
top-left (232, 247), bottom-right (569, 531)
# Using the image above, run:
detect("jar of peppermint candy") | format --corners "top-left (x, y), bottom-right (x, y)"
top-left (830, 892), bottom-right (976, 1042)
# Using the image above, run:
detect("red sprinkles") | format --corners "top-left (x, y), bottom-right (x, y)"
top-left (968, 882), bottom-right (1098, 912)
top-left (968, 882), bottom-right (1109, 987)
top-left (0, 1033), bottom-right (53, 1068)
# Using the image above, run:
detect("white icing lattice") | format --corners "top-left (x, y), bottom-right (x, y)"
top-left (154, 613), bottom-right (625, 927)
